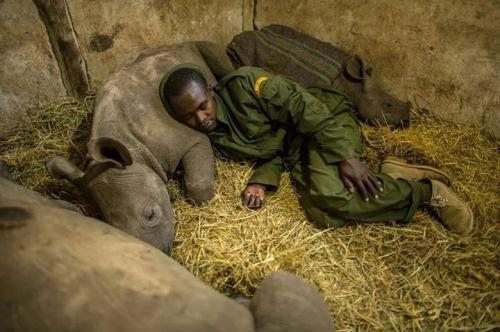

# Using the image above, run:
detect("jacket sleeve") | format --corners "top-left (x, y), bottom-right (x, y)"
top-left (256, 73), bottom-right (362, 164)
top-left (247, 155), bottom-right (284, 192)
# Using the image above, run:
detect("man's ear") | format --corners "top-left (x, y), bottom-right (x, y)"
top-left (87, 137), bottom-right (133, 169)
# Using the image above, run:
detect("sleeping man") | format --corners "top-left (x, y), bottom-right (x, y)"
top-left (159, 64), bottom-right (473, 235)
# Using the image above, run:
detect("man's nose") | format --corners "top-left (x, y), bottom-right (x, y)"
top-left (196, 111), bottom-right (206, 123)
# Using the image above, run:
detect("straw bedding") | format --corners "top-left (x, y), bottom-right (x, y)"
top-left (1, 96), bottom-right (498, 331)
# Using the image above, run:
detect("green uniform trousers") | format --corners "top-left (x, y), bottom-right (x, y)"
top-left (290, 112), bottom-right (427, 228)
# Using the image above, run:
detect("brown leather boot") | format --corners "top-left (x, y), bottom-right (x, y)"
top-left (428, 180), bottom-right (473, 235)
top-left (381, 157), bottom-right (451, 186)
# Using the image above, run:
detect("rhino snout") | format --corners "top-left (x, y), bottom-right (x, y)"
top-left (133, 202), bottom-right (175, 255)
top-left (376, 96), bottom-right (411, 128)
top-left (86, 165), bottom-right (175, 255)
top-left (381, 99), bottom-right (410, 112)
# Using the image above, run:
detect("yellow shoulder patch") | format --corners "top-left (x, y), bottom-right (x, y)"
top-left (254, 76), bottom-right (269, 97)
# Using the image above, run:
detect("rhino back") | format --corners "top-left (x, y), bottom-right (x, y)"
top-left (0, 178), bottom-right (79, 212)
top-left (90, 43), bottom-right (216, 172)
top-left (0, 202), bottom-right (254, 332)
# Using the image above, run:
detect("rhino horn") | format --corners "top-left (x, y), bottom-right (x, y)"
top-left (46, 156), bottom-right (84, 183)
top-left (87, 137), bottom-right (133, 169)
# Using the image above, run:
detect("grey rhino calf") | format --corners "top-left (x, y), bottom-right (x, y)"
top-left (47, 42), bottom-right (233, 254)
top-left (227, 24), bottom-right (411, 127)
top-left (0, 174), bottom-right (335, 332)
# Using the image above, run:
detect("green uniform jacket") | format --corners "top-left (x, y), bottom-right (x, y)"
top-left (209, 66), bottom-right (362, 190)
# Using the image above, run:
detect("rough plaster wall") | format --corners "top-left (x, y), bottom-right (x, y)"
top-left (0, 0), bottom-right (66, 136)
top-left (67, 0), bottom-right (243, 85)
top-left (255, 0), bottom-right (500, 137)
top-left (1, 0), bottom-right (498, 138)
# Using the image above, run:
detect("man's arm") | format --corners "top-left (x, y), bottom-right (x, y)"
top-left (242, 155), bottom-right (284, 209)
top-left (248, 155), bottom-right (284, 192)
top-left (221, 67), bottom-right (358, 162)
top-left (253, 71), bottom-right (381, 200)
top-left (225, 67), bottom-right (380, 202)
top-left (253, 71), bottom-right (361, 163)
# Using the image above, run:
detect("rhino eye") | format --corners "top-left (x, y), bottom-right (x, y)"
top-left (383, 102), bottom-right (393, 109)
top-left (141, 205), bottom-right (160, 228)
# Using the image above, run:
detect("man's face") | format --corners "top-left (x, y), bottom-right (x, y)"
top-left (169, 81), bottom-right (217, 134)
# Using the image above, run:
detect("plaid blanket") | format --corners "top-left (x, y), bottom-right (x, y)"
top-left (227, 25), bottom-right (410, 127)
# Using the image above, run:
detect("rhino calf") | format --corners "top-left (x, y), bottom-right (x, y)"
top-left (0, 176), bottom-right (335, 332)
top-left (47, 151), bottom-right (176, 254)
top-left (47, 42), bottom-right (230, 254)
top-left (227, 24), bottom-right (411, 127)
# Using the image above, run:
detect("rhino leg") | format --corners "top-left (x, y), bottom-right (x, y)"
top-left (46, 156), bottom-right (84, 183)
top-left (250, 271), bottom-right (335, 332)
top-left (181, 138), bottom-right (215, 204)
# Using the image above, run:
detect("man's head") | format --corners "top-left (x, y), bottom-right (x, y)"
top-left (160, 65), bottom-right (217, 133)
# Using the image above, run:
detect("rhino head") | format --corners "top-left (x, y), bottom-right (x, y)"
top-left (340, 55), bottom-right (411, 128)
top-left (47, 137), bottom-right (174, 254)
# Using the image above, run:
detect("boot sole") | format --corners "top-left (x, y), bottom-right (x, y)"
top-left (382, 157), bottom-right (452, 186)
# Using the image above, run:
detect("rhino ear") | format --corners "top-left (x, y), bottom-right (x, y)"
top-left (344, 55), bottom-right (367, 82)
top-left (46, 156), bottom-right (84, 183)
top-left (87, 137), bottom-right (133, 169)
top-left (0, 206), bottom-right (32, 228)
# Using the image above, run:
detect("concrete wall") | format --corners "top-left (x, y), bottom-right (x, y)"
top-left (1, 0), bottom-right (499, 138)
top-left (68, 0), bottom-right (243, 84)
top-left (0, 0), bottom-right (244, 137)
top-left (254, 0), bottom-right (500, 137)
top-left (0, 0), bottom-right (66, 135)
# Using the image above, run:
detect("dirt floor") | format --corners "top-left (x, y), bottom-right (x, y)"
top-left (0, 96), bottom-right (498, 331)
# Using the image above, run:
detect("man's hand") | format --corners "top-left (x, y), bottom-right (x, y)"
top-left (241, 184), bottom-right (266, 209)
top-left (338, 158), bottom-right (383, 202)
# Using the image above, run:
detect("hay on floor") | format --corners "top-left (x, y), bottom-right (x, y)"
top-left (1, 97), bottom-right (498, 331)
top-left (0, 96), bottom-right (93, 208)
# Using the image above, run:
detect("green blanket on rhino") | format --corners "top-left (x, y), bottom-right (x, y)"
top-left (226, 24), bottom-right (411, 128)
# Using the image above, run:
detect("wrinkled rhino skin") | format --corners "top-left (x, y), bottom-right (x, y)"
top-left (47, 42), bottom-right (232, 254)
top-left (0, 179), bottom-right (335, 332)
